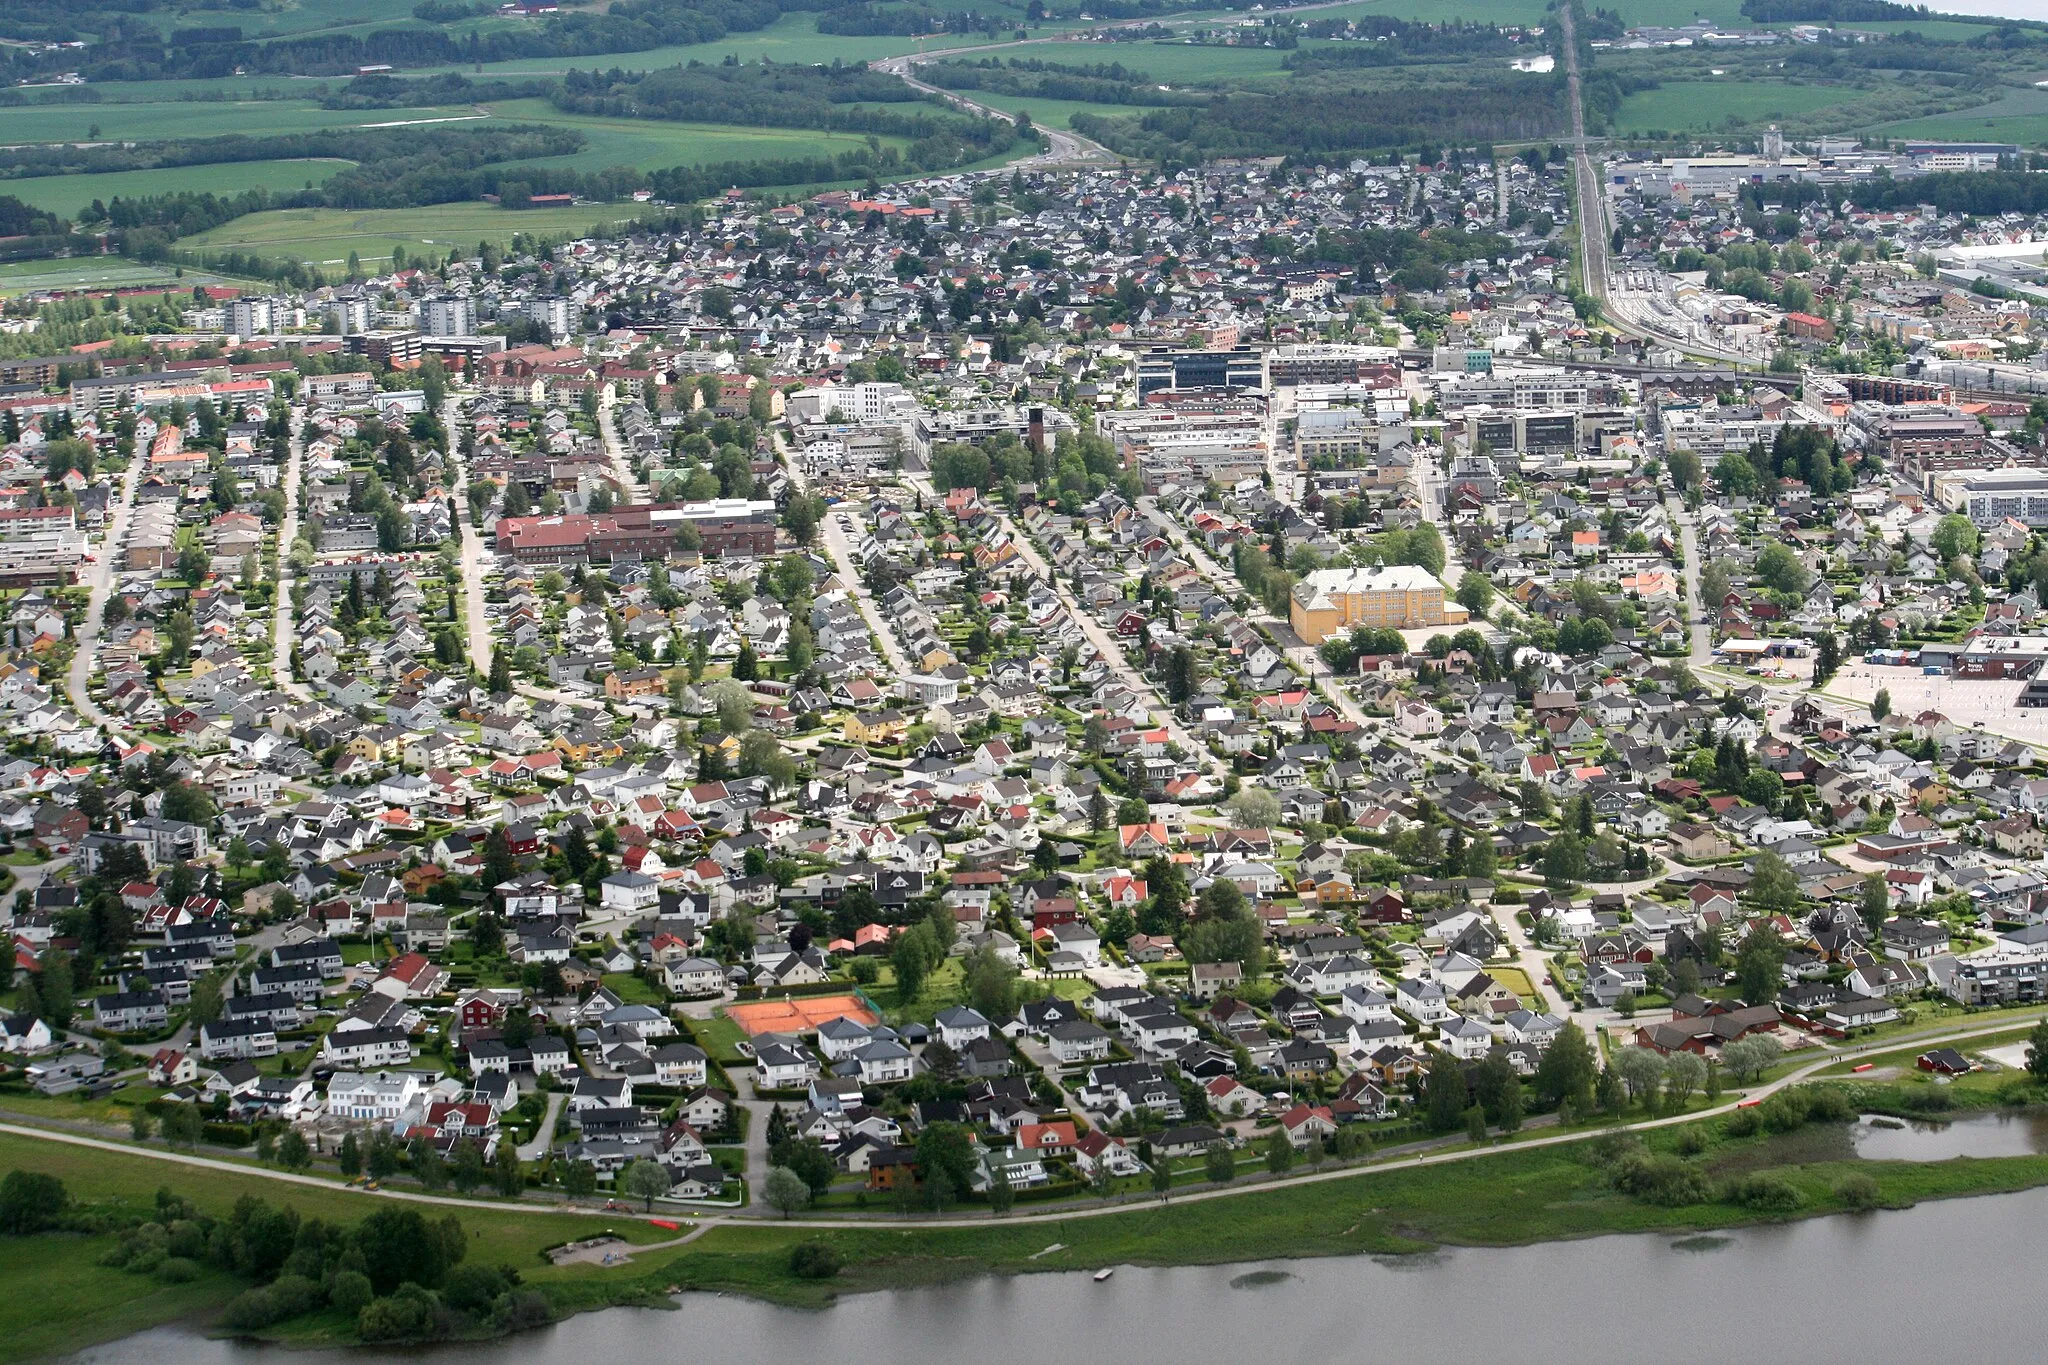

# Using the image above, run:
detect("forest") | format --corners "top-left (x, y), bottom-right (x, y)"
top-left (1074, 77), bottom-right (1566, 163)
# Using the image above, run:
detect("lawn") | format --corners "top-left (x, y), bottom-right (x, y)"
top-left (0, 1228), bottom-right (244, 1362)
top-left (1610, 79), bottom-right (1866, 133)
top-left (0, 1128), bottom-right (691, 1356)
top-left (1883, 88), bottom-right (2048, 149)
top-left (4, 159), bottom-right (352, 220)
top-left (476, 99), bottom-right (913, 172)
top-left (178, 201), bottom-right (657, 268)
top-left (690, 1011), bottom-right (753, 1066)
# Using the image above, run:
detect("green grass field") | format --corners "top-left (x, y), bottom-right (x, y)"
top-left (4, 159), bottom-right (351, 219)
top-left (1611, 79), bottom-right (1865, 132)
top-left (476, 98), bottom-right (912, 171)
top-left (1079, 40), bottom-right (1293, 85)
top-left (1883, 88), bottom-right (2048, 148)
top-left (130, 0), bottom-right (425, 40)
top-left (179, 200), bottom-right (654, 266)
top-left (0, 257), bottom-right (251, 297)
top-left (1293, 0), bottom-right (1553, 24)
top-left (0, 1129), bottom-right (685, 1358)
top-left (418, 11), bottom-right (995, 77)
top-left (0, 100), bottom-right (479, 145)
top-left (1835, 18), bottom-right (2010, 42)
top-left (944, 90), bottom-right (1164, 131)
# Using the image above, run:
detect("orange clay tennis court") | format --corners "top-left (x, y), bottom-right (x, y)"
top-left (725, 994), bottom-right (877, 1036)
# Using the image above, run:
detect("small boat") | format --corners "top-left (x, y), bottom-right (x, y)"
top-left (1093, 1268), bottom-right (1115, 1283)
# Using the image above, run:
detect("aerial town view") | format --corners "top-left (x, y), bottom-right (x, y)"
top-left (9, 0), bottom-right (2048, 1358)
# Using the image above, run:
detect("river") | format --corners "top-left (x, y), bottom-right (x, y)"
top-left (69, 1184), bottom-right (2048, 1365)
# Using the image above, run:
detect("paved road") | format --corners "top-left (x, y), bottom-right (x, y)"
top-left (905, 470), bottom-right (1213, 772)
top-left (597, 393), bottom-right (643, 506)
top-left (779, 433), bottom-right (915, 678)
top-left (267, 408), bottom-right (312, 700)
top-left (872, 57), bottom-right (1118, 167)
top-left (64, 449), bottom-right (144, 730)
top-left (447, 396), bottom-right (496, 675)
top-left (1668, 492), bottom-right (1715, 671)
top-left (517, 1090), bottom-right (567, 1162)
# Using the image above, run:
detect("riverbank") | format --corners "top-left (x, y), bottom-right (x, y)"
top-left (12, 1045), bottom-right (2048, 1355)
top-left (87, 1179), bottom-right (2048, 1365)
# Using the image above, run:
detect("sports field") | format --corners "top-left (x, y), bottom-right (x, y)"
top-left (178, 200), bottom-right (654, 266)
top-left (1610, 80), bottom-right (1863, 133)
top-left (0, 257), bottom-right (248, 297)
top-left (4, 159), bottom-right (351, 219)
top-left (724, 993), bottom-right (877, 1037)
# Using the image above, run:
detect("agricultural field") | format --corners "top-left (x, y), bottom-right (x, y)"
top-left (123, 0), bottom-right (426, 40)
top-left (1883, 88), bottom-right (2048, 150)
top-left (1291, 0), bottom-right (1554, 25)
top-left (417, 11), bottom-right (996, 77)
top-left (473, 99), bottom-right (914, 172)
top-left (1832, 18), bottom-right (2013, 42)
top-left (4, 159), bottom-right (352, 219)
top-left (1043, 39), bottom-right (1293, 85)
top-left (1609, 79), bottom-right (1868, 134)
top-left (945, 90), bottom-right (1167, 132)
top-left (0, 99), bottom-right (479, 145)
top-left (178, 200), bottom-right (657, 268)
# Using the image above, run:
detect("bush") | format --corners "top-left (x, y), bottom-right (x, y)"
top-left (1834, 1173), bottom-right (1882, 1211)
top-left (1724, 1173), bottom-right (1804, 1212)
top-left (788, 1241), bottom-right (842, 1280)
top-left (1804, 1087), bottom-right (1854, 1123)
top-left (218, 1274), bottom-right (322, 1331)
top-left (1759, 1093), bottom-right (1810, 1134)
top-left (1673, 1126), bottom-right (1708, 1157)
top-left (491, 1289), bottom-right (553, 1331)
top-left (357, 1286), bottom-right (438, 1343)
top-left (1608, 1151), bottom-right (1713, 1207)
top-left (330, 1270), bottom-right (374, 1317)
top-left (1722, 1107), bottom-right (1761, 1138)
top-left (0, 1170), bottom-right (68, 1233)
top-left (156, 1256), bottom-right (202, 1283)
top-left (441, 1263), bottom-right (509, 1314)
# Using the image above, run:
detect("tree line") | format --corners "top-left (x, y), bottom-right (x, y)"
top-left (1075, 77), bottom-right (1567, 163)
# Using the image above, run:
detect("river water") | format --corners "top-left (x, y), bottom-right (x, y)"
top-left (69, 1184), bottom-right (2048, 1365)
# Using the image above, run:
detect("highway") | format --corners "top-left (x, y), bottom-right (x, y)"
top-left (871, 55), bottom-right (1119, 167)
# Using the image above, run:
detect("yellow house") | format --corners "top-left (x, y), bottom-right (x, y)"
top-left (346, 731), bottom-right (399, 762)
top-left (917, 643), bottom-right (957, 672)
top-left (844, 709), bottom-right (908, 746)
top-left (1288, 565), bottom-right (1464, 644)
